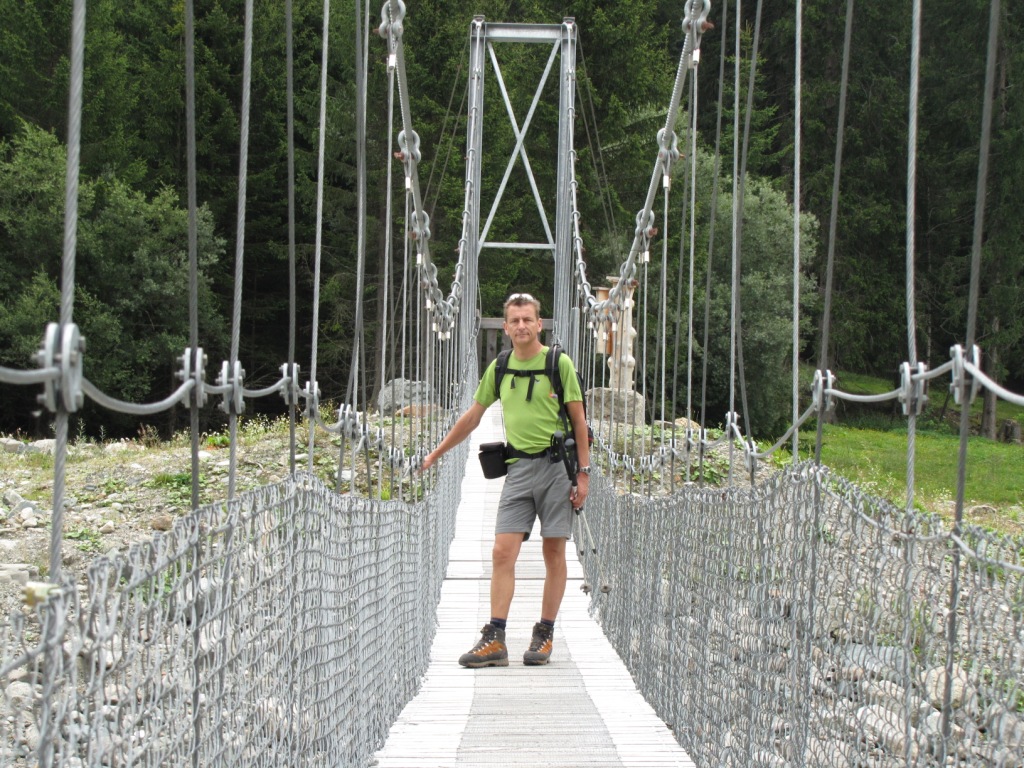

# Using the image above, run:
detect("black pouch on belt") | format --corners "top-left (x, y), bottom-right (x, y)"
top-left (477, 441), bottom-right (508, 479)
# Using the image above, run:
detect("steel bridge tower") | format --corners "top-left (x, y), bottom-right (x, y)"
top-left (462, 17), bottom-right (579, 355)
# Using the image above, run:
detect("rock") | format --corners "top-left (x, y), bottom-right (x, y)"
top-left (921, 664), bottom-right (976, 712)
top-left (802, 736), bottom-right (858, 766)
top-left (99, 520), bottom-right (116, 534)
top-left (918, 710), bottom-right (965, 757)
top-left (586, 387), bottom-right (646, 427)
top-left (674, 416), bottom-right (702, 433)
top-left (860, 679), bottom-right (931, 725)
top-left (394, 403), bottom-right (439, 417)
top-left (150, 514), bottom-right (174, 532)
top-left (3, 489), bottom-right (25, 508)
top-left (377, 379), bottom-right (433, 414)
top-left (29, 439), bottom-right (56, 454)
top-left (981, 704), bottom-right (1024, 750)
top-left (1, 437), bottom-right (26, 454)
top-left (104, 442), bottom-right (133, 454)
top-left (841, 643), bottom-right (915, 684)
top-left (998, 418), bottom-right (1021, 444)
top-left (0, 564), bottom-right (36, 586)
top-left (857, 704), bottom-right (919, 761)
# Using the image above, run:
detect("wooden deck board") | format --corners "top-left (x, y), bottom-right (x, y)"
top-left (374, 407), bottom-right (695, 768)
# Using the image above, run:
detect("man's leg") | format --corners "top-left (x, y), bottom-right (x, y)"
top-left (490, 532), bottom-right (525, 619)
top-left (540, 536), bottom-right (567, 621)
top-left (458, 532), bottom-right (524, 668)
top-left (522, 536), bottom-right (567, 666)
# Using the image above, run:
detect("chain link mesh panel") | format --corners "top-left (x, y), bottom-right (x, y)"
top-left (581, 461), bottom-right (1024, 767)
top-left (0, 456), bottom-right (463, 767)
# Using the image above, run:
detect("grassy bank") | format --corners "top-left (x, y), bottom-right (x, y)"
top-left (786, 367), bottom-right (1024, 537)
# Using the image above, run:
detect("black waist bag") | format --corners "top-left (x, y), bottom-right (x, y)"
top-left (478, 442), bottom-right (508, 479)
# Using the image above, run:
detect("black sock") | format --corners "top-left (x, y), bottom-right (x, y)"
top-left (540, 618), bottom-right (554, 629)
top-left (490, 617), bottom-right (507, 631)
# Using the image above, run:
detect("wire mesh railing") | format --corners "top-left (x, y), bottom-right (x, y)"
top-left (580, 460), bottom-right (1024, 767)
top-left (0, 457), bottom-right (464, 767)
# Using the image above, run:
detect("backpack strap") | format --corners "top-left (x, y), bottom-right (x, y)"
top-left (493, 349), bottom-right (512, 401)
top-left (546, 344), bottom-right (571, 434)
top-left (494, 348), bottom-right (549, 401)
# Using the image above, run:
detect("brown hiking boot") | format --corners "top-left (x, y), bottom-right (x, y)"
top-left (523, 622), bottom-right (553, 666)
top-left (458, 623), bottom-right (509, 668)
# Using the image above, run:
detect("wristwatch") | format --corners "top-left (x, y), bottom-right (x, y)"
top-left (577, 466), bottom-right (591, 475)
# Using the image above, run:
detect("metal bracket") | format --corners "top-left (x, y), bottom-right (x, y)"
top-left (410, 209), bottom-right (431, 242)
top-left (218, 360), bottom-right (246, 415)
top-left (337, 404), bottom-right (362, 440)
top-left (377, 0), bottom-right (405, 42)
top-left (35, 323), bottom-right (85, 413)
top-left (280, 363), bottom-right (301, 406)
top-left (657, 128), bottom-right (681, 164)
top-left (304, 380), bottom-right (321, 420)
top-left (177, 348), bottom-right (208, 408)
top-left (397, 129), bottom-right (421, 164)
top-left (811, 369), bottom-right (836, 413)
top-left (950, 344), bottom-right (981, 405)
top-left (898, 361), bottom-right (928, 416)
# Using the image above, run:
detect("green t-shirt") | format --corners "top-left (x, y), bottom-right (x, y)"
top-left (474, 346), bottom-right (583, 454)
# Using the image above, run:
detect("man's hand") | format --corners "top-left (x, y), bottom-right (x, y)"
top-left (421, 452), bottom-right (438, 472)
top-left (570, 473), bottom-right (589, 509)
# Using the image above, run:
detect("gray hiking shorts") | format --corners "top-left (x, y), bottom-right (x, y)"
top-left (496, 456), bottom-right (573, 540)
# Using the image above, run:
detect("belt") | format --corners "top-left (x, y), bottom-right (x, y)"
top-left (506, 446), bottom-right (551, 460)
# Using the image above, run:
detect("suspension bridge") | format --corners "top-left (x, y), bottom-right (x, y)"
top-left (1, 1), bottom-right (1022, 766)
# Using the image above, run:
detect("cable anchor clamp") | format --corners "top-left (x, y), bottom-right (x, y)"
top-left (949, 344), bottom-right (981, 406)
top-left (337, 404), bottom-right (362, 440)
top-left (304, 380), bottom-right (321, 420)
top-left (898, 361), bottom-right (928, 416)
top-left (376, 0), bottom-right (405, 41)
top-left (35, 323), bottom-right (85, 413)
top-left (218, 360), bottom-right (245, 415)
top-left (811, 369), bottom-right (836, 413)
top-left (280, 363), bottom-right (301, 406)
top-left (177, 347), bottom-right (208, 408)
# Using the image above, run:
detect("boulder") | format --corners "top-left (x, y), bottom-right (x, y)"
top-left (377, 379), bottom-right (434, 415)
top-left (586, 387), bottom-right (645, 427)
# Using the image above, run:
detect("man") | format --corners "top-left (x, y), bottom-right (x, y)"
top-left (421, 293), bottom-right (591, 667)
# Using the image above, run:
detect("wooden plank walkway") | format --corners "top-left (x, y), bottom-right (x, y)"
top-left (375, 407), bottom-right (695, 767)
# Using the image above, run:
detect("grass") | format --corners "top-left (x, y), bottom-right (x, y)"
top-left (789, 366), bottom-right (1024, 536)
top-left (796, 425), bottom-right (1022, 504)
top-left (145, 471), bottom-right (211, 509)
top-left (65, 526), bottom-right (105, 554)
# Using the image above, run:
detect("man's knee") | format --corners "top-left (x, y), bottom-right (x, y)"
top-left (541, 538), bottom-right (567, 565)
top-left (492, 535), bottom-right (523, 568)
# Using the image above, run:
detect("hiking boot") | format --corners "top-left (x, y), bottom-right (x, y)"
top-left (458, 623), bottom-right (509, 668)
top-left (523, 622), bottom-right (554, 666)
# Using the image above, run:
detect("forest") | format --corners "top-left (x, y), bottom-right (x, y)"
top-left (0, 0), bottom-right (1021, 440)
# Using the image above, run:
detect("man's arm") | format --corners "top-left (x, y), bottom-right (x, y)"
top-left (421, 401), bottom-right (488, 470)
top-left (565, 400), bottom-right (590, 507)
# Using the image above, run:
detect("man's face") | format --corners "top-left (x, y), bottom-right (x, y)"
top-left (503, 303), bottom-right (542, 348)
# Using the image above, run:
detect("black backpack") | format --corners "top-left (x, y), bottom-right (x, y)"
top-left (493, 344), bottom-right (589, 438)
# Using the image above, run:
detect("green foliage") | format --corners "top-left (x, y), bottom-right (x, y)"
top-left (640, 147), bottom-right (819, 437)
top-left (65, 526), bottom-right (105, 554)
top-left (0, 0), bottom-right (1021, 448)
top-left (146, 471), bottom-right (209, 508)
top-left (0, 123), bottom-right (227, 435)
